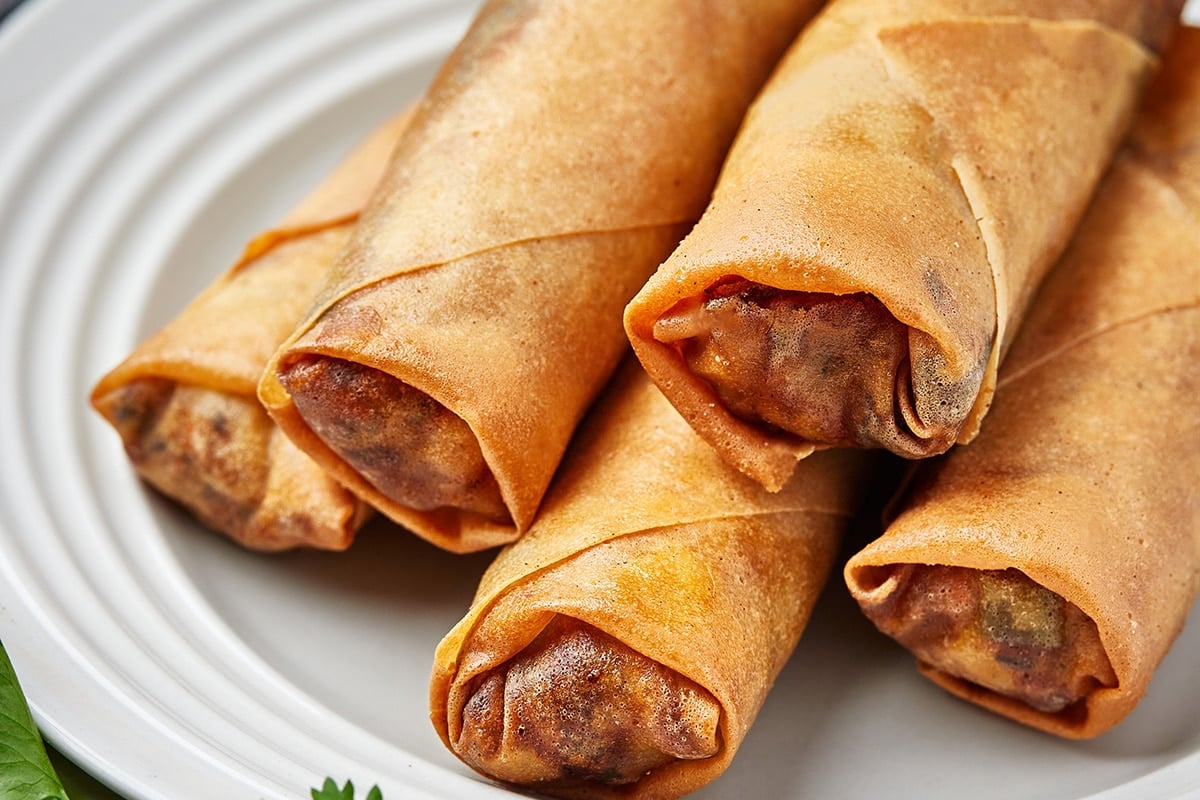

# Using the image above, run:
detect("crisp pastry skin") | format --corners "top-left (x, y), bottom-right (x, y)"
top-left (625, 0), bottom-right (1182, 490)
top-left (432, 362), bottom-right (872, 798)
top-left (89, 113), bottom-right (412, 550)
top-left (260, 0), bottom-right (826, 552)
top-left (845, 27), bottom-right (1200, 738)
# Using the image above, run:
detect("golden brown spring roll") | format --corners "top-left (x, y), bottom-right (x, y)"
top-left (258, 0), bottom-right (826, 553)
top-left (843, 26), bottom-right (1200, 738)
top-left (625, 0), bottom-right (1181, 491)
top-left (431, 361), bottom-right (871, 799)
top-left (89, 113), bottom-right (413, 551)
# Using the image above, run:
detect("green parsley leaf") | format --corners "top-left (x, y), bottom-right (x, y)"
top-left (311, 777), bottom-right (383, 800)
top-left (0, 639), bottom-right (70, 800)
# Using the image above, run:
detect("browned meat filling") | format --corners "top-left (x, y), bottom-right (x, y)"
top-left (859, 565), bottom-right (1117, 714)
top-left (279, 356), bottom-right (508, 523)
top-left (93, 378), bottom-right (271, 538)
top-left (652, 278), bottom-right (958, 457)
top-left (454, 616), bottom-right (721, 789)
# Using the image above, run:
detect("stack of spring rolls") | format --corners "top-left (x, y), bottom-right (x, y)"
top-left (88, 0), bottom-right (1200, 797)
top-left (257, 0), bottom-right (827, 553)
top-left (95, 0), bottom-right (826, 553)
top-left (429, 0), bottom-right (1193, 796)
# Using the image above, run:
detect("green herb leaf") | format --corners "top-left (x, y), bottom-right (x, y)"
top-left (0, 639), bottom-right (70, 800)
top-left (311, 777), bottom-right (383, 800)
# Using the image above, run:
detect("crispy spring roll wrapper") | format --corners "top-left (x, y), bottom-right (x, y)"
top-left (259, 0), bottom-right (826, 554)
top-left (624, 0), bottom-right (1182, 491)
top-left (89, 112), bottom-right (414, 551)
top-left (843, 27), bottom-right (1200, 739)
top-left (431, 362), bottom-right (871, 799)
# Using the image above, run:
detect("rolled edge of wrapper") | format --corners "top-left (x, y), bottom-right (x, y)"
top-left (623, 300), bottom-right (817, 493)
top-left (258, 350), bottom-right (528, 555)
top-left (844, 522), bottom-right (1147, 739)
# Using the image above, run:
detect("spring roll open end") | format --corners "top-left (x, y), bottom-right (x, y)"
top-left (277, 355), bottom-right (509, 525)
top-left (451, 615), bottom-right (722, 792)
top-left (652, 279), bottom-right (962, 458)
top-left (93, 377), bottom-right (363, 551)
top-left (93, 379), bottom-right (270, 544)
top-left (851, 563), bottom-right (1117, 721)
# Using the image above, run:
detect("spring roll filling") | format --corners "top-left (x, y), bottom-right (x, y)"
top-left (278, 356), bottom-right (508, 523)
top-left (856, 564), bottom-right (1117, 715)
top-left (93, 378), bottom-right (271, 536)
top-left (652, 278), bottom-right (957, 456)
top-left (453, 615), bottom-right (721, 787)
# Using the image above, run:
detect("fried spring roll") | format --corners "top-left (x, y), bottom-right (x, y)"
top-left (431, 361), bottom-right (871, 799)
top-left (89, 113), bottom-right (413, 550)
top-left (624, 0), bottom-right (1181, 491)
top-left (843, 27), bottom-right (1200, 738)
top-left (258, 0), bottom-right (826, 553)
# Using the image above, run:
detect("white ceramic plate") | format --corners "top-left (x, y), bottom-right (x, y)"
top-left (2, 2), bottom-right (1200, 798)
